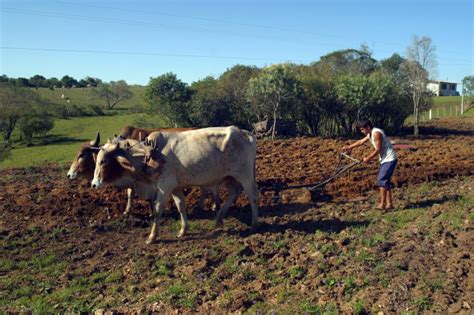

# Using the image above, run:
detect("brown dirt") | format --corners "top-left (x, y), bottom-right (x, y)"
top-left (1, 117), bottom-right (473, 313)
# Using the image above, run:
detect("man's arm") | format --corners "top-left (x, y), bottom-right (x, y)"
top-left (363, 131), bottom-right (382, 162)
top-left (342, 134), bottom-right (370, 152)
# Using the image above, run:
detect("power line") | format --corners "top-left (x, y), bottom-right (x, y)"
top-left (0, 46), bottom-right (305, 63)
top-left (56, 0), bottom-right (473, 59)
top-left (1, 46), bottom-right (471, 68)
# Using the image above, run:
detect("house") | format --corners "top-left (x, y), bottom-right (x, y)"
top-left (427, 80), bottom-right (459, 96)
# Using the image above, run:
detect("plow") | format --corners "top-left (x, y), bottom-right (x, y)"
top-left (258, 152), bottom-right (362, 204)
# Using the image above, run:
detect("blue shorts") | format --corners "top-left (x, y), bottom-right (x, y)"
top-left (377, 160), bottom-right (397, 189)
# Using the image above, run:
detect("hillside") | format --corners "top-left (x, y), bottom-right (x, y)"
top-left (36, 85), bottom-right (146, 110)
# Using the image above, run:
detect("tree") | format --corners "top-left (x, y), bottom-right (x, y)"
top-left (17, 114), bottom-right (54, 145)
top-left (29, 75), bottom-right (47, 88)
top-left (60, 75), bottom-right (79, 88)
top-left (402, 35), bottom-right (437, 137)
top-left (310, 48), bottom-right (377, 79)
top-left (189, 76), bottom-right (231, 127)
top-left (0, 83), bottom-right (41, 140)
top-left (462, 75), bottom-right (474, 107)
top-left (217, 65), bottom-right (260, 128)
top-left (144, 73), bottom-right (192, 127)
top-left (247, 64), bottom-right (302, 139)
top-left (91, 80), bottom-right (133, 109)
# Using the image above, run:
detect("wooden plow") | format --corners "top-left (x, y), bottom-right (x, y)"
top-left (258, 152), bottom-right (361, 205)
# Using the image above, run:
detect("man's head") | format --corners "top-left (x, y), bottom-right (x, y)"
top-left (356, 119), bottom-right (373, 135)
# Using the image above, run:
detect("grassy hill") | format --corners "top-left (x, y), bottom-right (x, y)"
top-left (36, 85), bottom-right (146, 111)
top-left (0, 114), bottom-right (143, 169)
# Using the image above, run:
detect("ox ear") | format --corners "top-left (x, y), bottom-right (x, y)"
top-left (116, 156), bottom-right (135, 173)
top-left (90, 132), bottom-right (100, 147)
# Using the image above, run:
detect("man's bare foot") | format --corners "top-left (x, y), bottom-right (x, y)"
top-left (376, 203), bottom-right (385, 210)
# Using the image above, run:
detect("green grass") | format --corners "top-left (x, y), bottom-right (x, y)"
top-left (36, 85), bottom-right (146, 110)
top-left (0, 113), bottom-right (142, 169)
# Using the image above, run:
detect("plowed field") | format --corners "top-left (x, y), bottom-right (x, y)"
top-left (1, 117), bottom-right (473, 313)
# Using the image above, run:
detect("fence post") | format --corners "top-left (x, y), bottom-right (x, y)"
top-left (449, 105), bottom-right (452, 117)
top-left (429, 109), bottom-right (432, 120)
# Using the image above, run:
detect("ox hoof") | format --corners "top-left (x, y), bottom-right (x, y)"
top-left (145, 237), bottom-right (156, 245)
top-left (215, 219), bottom-right (223, 228)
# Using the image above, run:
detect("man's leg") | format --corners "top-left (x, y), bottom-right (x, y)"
top-left (385, 189), bottom-right (393, 209)
top-left (378, 187), bottom-right (386, 209)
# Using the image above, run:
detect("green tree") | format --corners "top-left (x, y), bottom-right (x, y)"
top-left (91, 80), bottom-right (133, 109)
top-left (0, 83), bottom-right (41, 140)
top-left (17, 114), bottom-right (54, 145)
top-left (310, 48), bottom-right (377, 79)
top-left (217, 65), bottom-right (260, 128)
top-left (462, 75), bottom-right (474, 107)
top-left (189, 76), bottom-right (232, 127)
top-left (28, 75), bottom-right (47, 88)
top-left (145, 73), bottom-right (192, 127)
top-left (247, 64), bottom-right (302, 139)
top-left (60, 75), bottom-right (79, 88)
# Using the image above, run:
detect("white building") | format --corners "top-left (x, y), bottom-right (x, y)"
top-left (427, 80), bottom-right (458, 96)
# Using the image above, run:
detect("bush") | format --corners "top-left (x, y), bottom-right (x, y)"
top-left (18, 115), bottom-right (54, 145)
top-left (0, 140), bottom-right (11, 161)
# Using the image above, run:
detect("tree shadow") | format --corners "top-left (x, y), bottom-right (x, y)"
top-left (399, 125), bottom-right (474, 138)
top-left (33, 135), bottom-right (88, 146)
top-left (404, 195), bottom-right (461, 209)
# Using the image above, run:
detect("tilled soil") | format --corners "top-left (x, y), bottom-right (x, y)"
top-left (1, 117), bottom-right (473, 313)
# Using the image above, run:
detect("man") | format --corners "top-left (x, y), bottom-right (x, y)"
top-left (342, 120), bottom-right (397, 210)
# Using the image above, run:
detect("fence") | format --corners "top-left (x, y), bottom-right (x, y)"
top-left (418, 103), bottom-right (472, 122)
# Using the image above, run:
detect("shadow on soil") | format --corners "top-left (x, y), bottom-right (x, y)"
top-left (404, 194), bottom-right (461, 209)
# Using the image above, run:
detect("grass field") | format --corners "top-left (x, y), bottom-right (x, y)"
top-left (36, 85), bottom-right (146, 110)
top-left (0, 114), bottom-right (143, 169)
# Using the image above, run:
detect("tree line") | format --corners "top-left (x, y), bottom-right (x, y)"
top-left (142, 48), bottom-right (420, 138)
top-left (0, 75), bottom-right (102, 89)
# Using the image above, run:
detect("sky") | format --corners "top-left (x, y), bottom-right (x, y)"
top-left (1, 0), bottom-right (473, 88)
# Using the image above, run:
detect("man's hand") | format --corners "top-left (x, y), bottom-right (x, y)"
top-left (363, 156), bottom-right (371, 163)
top-left (342, 145), bottom-right (351, 153)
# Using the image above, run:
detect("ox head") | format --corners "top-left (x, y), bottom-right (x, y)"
top-left (91, 139), bottom-right (148, 189)
top-left (67, 132), bottom-right (100, 180)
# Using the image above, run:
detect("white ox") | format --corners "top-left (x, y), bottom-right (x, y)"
top-left (91, 126), bottom-right (258, 244)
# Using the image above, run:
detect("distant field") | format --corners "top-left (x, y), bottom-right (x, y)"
top-left (36, 85), bottom-right (146, 110)
top-left (0, 114), bottom-right (143, 169)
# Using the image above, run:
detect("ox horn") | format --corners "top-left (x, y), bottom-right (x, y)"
top-left (90, 132), bottom-right (100, 147)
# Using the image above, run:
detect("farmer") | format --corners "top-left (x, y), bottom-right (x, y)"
top-left (342, 119), bottom-right (397, 210)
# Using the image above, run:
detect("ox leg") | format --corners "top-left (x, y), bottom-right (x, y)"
top-left (171, 191), bottom-right (189, 238)
top-left (240, 180), bottom-right (259, 231)
top-left (215, 180), bottom-right (242, 227)
top-left (146, 191), bottom-right (169, 245)
top-left (124, 188), bottom-right (134, 215)
top-left (208, 186), bottom-right (220, 212)
top-left (198, 188), bottom-right (207, 210)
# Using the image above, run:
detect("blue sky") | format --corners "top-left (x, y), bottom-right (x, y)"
top-left (1, 0), bottom-right (472, 87)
